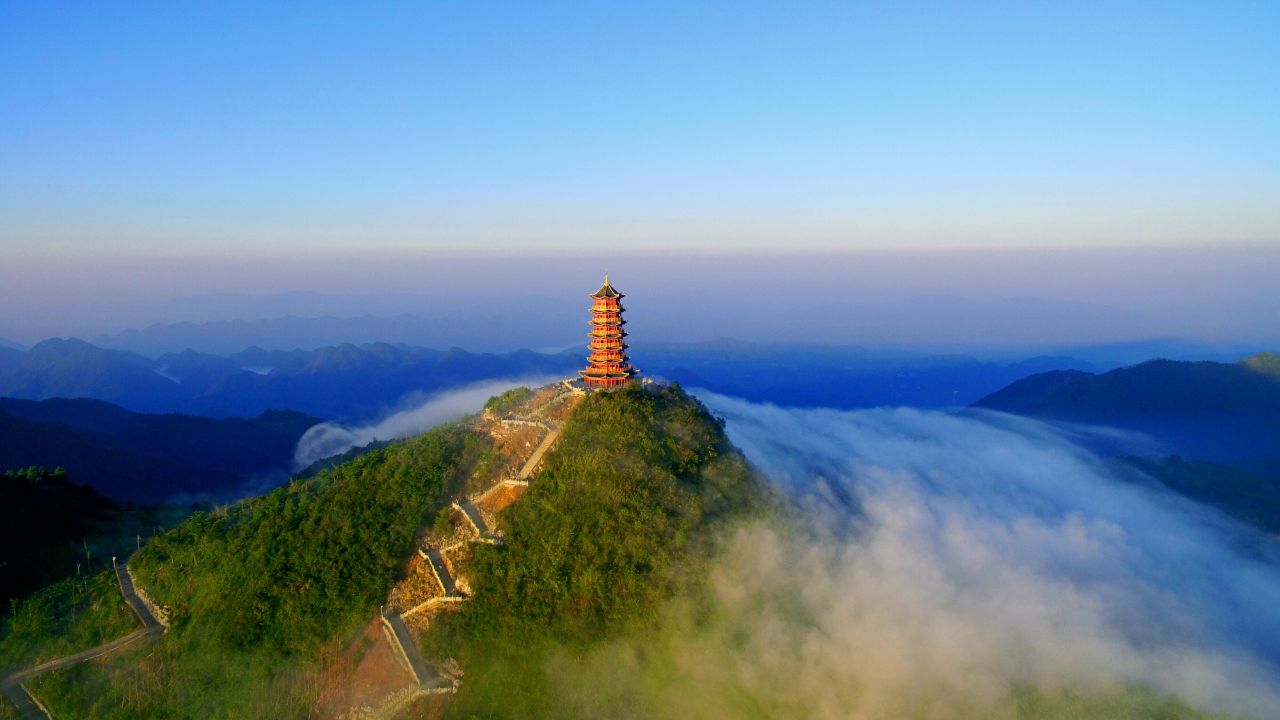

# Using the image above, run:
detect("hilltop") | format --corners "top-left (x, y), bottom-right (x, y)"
top-left (2, 381), bottom-right (766, 719)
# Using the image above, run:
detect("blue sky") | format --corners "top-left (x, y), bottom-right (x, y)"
top-left (2, 1), bottom-right (1277, 255)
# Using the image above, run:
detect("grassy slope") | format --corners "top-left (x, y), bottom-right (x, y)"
top-left (425, 383), bottom-right (769, 718)
top-left (23, 422), bottom-right (487, 719)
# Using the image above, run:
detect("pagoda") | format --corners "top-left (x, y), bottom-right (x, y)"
top-left (579, 275), bottom-right (635, 389)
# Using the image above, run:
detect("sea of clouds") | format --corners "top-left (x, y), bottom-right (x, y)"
top-left (549, 392), bottom-right (1280, 719)
top-left (291, 376), bottom-right (563, 470)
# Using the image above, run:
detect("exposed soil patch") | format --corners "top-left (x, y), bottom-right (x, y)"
top-left (313, 621), bottom-right (415, 720)
top-left (474, 483), bottom-right (526, 515)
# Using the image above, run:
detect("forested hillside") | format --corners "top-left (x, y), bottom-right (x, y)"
top-left (17, 423), bottom-right (487, 718)
top-left (0, 397), bottom-right (318, 503)
top-left (3, 383), bottom-right (767, 719)
top-left (0, 468), bottom-right (130, 606)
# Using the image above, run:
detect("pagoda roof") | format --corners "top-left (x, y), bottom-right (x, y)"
top-left (590, 275), bottom-right (623, 299)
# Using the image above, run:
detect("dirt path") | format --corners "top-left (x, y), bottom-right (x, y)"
top-left (7, 627), bottom-right (159, 685)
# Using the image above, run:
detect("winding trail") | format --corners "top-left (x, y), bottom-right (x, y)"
top-left (1, 560), bottom-right (165, 719)
top-left (351, 385), bottom-right (580, 714)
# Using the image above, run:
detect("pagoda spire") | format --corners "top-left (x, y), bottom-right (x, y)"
top-left (579, 275), bottom-right (635, 389)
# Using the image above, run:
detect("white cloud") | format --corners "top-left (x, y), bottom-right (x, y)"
top-left (292, 376), bottom-right (562, 469)
top-left (555, 392), bottom-right (1280, 718)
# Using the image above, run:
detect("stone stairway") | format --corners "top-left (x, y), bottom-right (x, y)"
top-left (451, 499), bottom-right (491, 537)
top-left (417, 546), bottom-right (463, 599)
top-left (380, 612), bottom-right (457, 694)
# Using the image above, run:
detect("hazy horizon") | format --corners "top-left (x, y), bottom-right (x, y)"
top-left (2, 244), bottom-right (1277, 359)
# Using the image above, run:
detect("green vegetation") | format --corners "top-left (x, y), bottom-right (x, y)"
top-left (1, 466), bottom-right (114, 606)
top-left (22, 422), bottom-right (487, 718)
top-left (1003, 684), bottom-right (1243, 719)
top-left (0, 568), bottom-right (137, 672)
top-left (0, 383), bottom-right (1243, 720)
top-left (24, 640), bottom-right (153, 720)
top-left (1123, 456), bottom-right (1280, 535)
top-left (426, 383), bottom-right (768, 718)
top-left (484, 385), bottom-right (533, 414)
top-left (0, 466), bottom-right (186, 608)
top-left (1241, 352), bottom-right (1280, 380)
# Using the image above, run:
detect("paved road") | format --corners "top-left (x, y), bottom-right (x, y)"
top-left (0, 681), bottom-right (50, 720)
top-left (7, 627), bottom-right (159, 684)
top-left (114, 562), bottom-right (162, 630)
top-left (0, 560), bottom-right (165, 719)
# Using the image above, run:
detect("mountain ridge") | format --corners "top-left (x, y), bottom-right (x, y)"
top-left (0, 397), bottom-right (319, 503)
top-left (974, 354), bottom-right (1280, 535)
top-left (0, 339), bottom-right (581, 421)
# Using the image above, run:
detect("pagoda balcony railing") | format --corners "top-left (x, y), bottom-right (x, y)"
top-left (582, 367), bottom-right (632, 376)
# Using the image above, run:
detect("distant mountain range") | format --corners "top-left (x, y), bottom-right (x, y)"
top-left (0, 338), bottom-right (582, 422)
top-left (0, 396), bottom-right (318, 503)
top-left (637, 342), bottom-right (1099, 409)
top-left (90, 303), bottom-right (579, 356)
top-left (975, 353), bottom-right (1280, 534)
top-left (975, 353), bottom-right (1280, 471)
top-left (0, 337), bottom-right (1114, 421)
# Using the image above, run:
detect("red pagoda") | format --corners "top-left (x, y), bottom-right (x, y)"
top-left (579, 275), bottom-right (635, 389)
